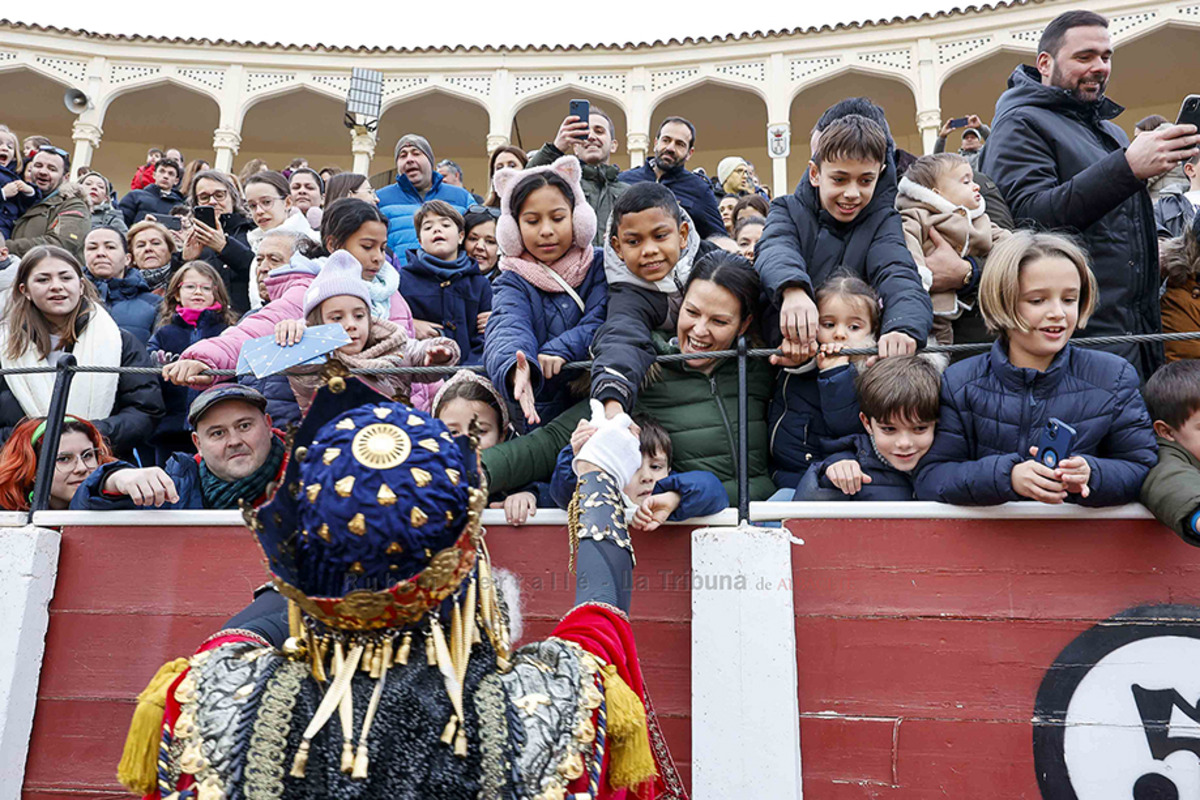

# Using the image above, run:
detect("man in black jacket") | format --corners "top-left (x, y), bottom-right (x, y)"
top-left (618, 117), bottom-right (728, 240)
top-left (118, 157), bottom-right (184, 226)
top-left (981, 9), bottom-right (1200, 379)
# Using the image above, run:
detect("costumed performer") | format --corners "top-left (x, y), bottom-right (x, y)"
top-left (117, 380), bottom-right (687, 800)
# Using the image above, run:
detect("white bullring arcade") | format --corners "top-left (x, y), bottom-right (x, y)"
top-left (0, 0), bottom-right (1196, 198)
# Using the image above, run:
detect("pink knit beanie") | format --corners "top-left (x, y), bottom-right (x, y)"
top-left (493, 155), bottom-right (597, 257)
top-left (302, 250), bottom-right (371, 317)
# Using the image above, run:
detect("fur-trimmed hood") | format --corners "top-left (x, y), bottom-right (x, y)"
top-left (602, 207), bottom-right (702, 294)
top-left (896, 176), bottom-right (987, 220)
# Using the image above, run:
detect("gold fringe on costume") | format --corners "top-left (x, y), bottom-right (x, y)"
top-left (116, 657), bottom-right (190, 794)
top-left (601, 664), bottom-right (658, 790)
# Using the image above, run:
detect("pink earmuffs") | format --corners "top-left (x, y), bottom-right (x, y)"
top-left (493, 155), bottom-right (597, 258)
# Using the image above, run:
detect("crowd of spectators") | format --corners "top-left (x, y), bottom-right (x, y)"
top-left (6, 9), bottom-right (1200, 543)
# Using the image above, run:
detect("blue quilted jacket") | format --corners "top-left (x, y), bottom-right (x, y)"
top-left (483, 249), bottom-right (608, 426)
top-left (914, 341), bottom-right (1156, 506)
top-left (376, 172), bottom-right (474, 253)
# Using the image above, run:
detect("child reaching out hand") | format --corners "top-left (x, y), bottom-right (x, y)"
top-left (483, 156), bottom-right (608, 428)
top-left (274, 250), bottom-right (459, 412)
top-left (914, 231), bottom-right (1156, 506)
top-left (545, 412), bottom-right (728, 529)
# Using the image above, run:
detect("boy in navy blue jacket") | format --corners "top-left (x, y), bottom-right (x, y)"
top-left (399, 199), bottom-right (493, 364)
top-left (800, 355), bottom-right (940, 501)
top-left (549, 412), bottom-right (728, 527)
top-left (755, 109), bottom-right (932, 364)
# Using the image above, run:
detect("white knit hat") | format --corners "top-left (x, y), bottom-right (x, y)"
top-left (717, 157), bottom-right (746, 187)
top-left (302, 250), bottom-right (371, 317)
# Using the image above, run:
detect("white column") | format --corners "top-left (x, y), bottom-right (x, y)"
top-left (0, 525), bottom-right (61, 799)
top-left (917, 109), bottom-right (942, 156)
top-left (626, 67), bottom-right (651, 169)
top-left (767, 122), bottom-right (791, 199)
top-left (765, 54), bottom-right (792, 198)
top-left (212, 127), bottom-right (242, 173)
top-left (350, 129), bottom-right (376, 176)
top-left (627, 132), bottom-right (649, 169)
top-left (70, 120), bottom-right (102, 172)
top-left (486, 134), bottom-right (510, 154)
top-left (915, 38), bottom-right (942, 155)
top-left (692, 524), bottom-right (803, 798)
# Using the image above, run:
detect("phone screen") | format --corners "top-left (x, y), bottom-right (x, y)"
top-left (1177, 95), bottom-right (1200, 129)
top-left (156, 215), bottom-right (182, 231)
top-left (949, 117), bottom-right (969, 129)
top-left (193, 206), bottom-right (217, 228)
top-left (569, 99), bottom-right (590, 140)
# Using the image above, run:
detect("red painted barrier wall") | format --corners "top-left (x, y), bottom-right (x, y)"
top-left (22, 522), bottom-right (693, 799)
top-left (789, 516), bottom-right (1200, 799)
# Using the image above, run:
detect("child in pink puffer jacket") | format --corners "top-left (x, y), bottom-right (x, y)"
top-left (163, 199), bottom-right (441, 411)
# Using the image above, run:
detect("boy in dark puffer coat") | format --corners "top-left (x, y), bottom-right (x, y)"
top-left (798, 356), bottom-right (941, 501)
top-left (399, 200), bottom-right (492, 365)
top-left (915, 232), bottom-right (1156, 506)
top-left (755, 108), bottom-right (932, 360)
top-left (1140, 360), bottom-right (1200, 546)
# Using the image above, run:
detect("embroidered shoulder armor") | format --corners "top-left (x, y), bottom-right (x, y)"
top-left (496, 638), bottom-right (605, 800)
top-left (169, 640), bottom-right (287, 798)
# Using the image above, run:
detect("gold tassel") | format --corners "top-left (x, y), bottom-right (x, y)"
top-left (396, 632), bottom-right (412, 665)
top-left (368, 645), bottom-right (382, 679)
top-left (311, 636), bottom-right (328, 683)
top-left (602, 665), bottom-right (658, 790)
top-left (351, 743), bottom-right (370, 779)
top-left (289, 739), bottom-right (311, 778)
top-left (426, 631), bottom-right (437, 665)
top-left (361, 641), bottom-right (375, 673)
top-left (454, 725), bottom-right (468, 757)
top-left (340, 740), bottom-right (355, 773)
top-left (287, 599), bottom-right (302, 640)
top-left (450, 602), bottom-right (464, 674)
top-left (440, 714), bottom-right (458, 745)
top-left (117, 658), bottom-right (191, 795)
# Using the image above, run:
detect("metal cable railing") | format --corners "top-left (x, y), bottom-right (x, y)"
top-left (21, 330), bottom-right (1200, 519)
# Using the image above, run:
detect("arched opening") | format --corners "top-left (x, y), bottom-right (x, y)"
top-left (374, 91), bottom-right (490, 196)
top-left (510, 88), bottom-right (629, 171)
top-left (238, 88), bottom-right (349, 180)
top-left (1108, 25), bottom-right (1200, 137)
top-left (649, 82), bottom-right (768, 193)
top-left (0, 67), bottom-right (76, 164)
top-left (788, 72), bottom-right (919, 195)
top-left (97, 83), bottom-right (219, 187)
top-left (939, 49), bottom-right (1028, 157)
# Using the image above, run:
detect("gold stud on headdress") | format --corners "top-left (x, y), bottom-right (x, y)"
top-left (373, 407), bottom-right (392, 419)
top-left (352, 424), bottom-right (413, 469)
top-left (317, 523), bottom-right (331, 542)
top-left (306, 484), bottom-right (321, 503)
top-left (323, 447), bottom-right (342, 465)
top-left (348, 561), bottom-right (364, 575)
top-left (348, 514), bottom-right (366, 536)
top-left (377, 484), bottom-right (397, 506)
top-left (445, 469), bottom-right (460, 486)
top-left (386, 541), bottom-right (403, 555)
top-left (411, 507), bottom-right (429, 527)
top-left (335, 418), bottom-right (356, 431)
top-left (406, 414), bottom-right (422, 427)
top-left (411, 467), bottom-right (432, 487)
top-left (335, 476), bottom-right (355, 497)
top-left (418, 438), bottom-right (440, 453)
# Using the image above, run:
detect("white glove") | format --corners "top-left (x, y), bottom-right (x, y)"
top-left (573, 399), bottom-right (642, 490)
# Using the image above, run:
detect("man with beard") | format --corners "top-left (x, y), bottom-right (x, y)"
top-left (7, 146), bottom-right (89, 259)
top-left (528, 106), bottom-right (628, 244)
top-left (619, 116), bottom-right (727, 240)
top-left (982, 9), bottom-right (1200, 379)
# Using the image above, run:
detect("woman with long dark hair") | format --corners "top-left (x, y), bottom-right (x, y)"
top-left (0, 246), bottom-right (162, 458)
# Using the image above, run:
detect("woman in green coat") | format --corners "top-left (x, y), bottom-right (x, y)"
top-left (482, 251), bottom-right (776, 506)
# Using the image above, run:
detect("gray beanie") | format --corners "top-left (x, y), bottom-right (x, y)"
top-left (394, 133), bottom-right (434, 165)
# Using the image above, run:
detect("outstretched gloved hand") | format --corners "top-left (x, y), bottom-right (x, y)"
top-left (573, 399), bottom-right (642, 490)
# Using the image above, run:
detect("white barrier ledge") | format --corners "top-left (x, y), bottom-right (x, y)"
top-left (0, 525), bottom-right (60, 800)
top-left (32, 508), bottom-right (742, 528)
top-left (749, 501), bottom-right (1156, 521)
top-left (0, 512), bottom-right (31, 528)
